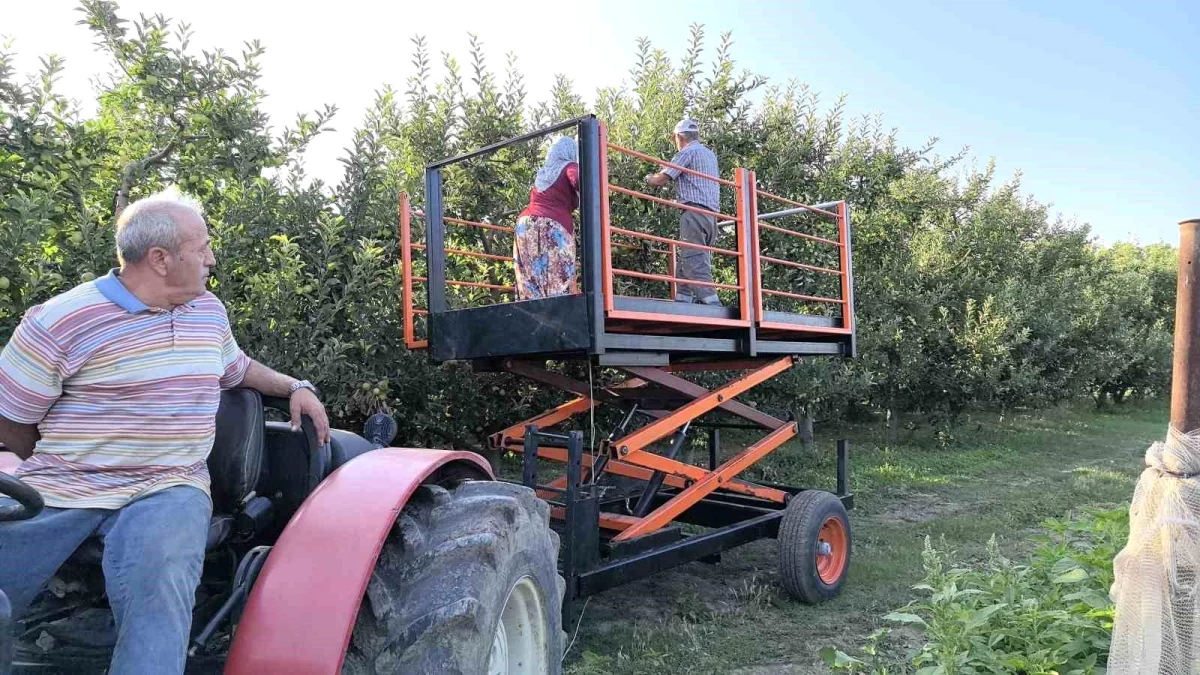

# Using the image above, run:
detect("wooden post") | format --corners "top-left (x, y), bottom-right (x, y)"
top-left (1171, 219), bottom-right (1200, 433)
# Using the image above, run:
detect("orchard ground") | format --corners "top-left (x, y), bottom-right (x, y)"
top-left (540, 401), bottom-right (1163, 674)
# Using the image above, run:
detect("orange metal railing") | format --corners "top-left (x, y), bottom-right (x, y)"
top-left (751, 187), bottom-right (852, 335)
top-left (600, 121), bottom-right (752, 329)
top-left (400, 120), bottom-right (856, 347)
top-left (400, 193), bottom-right (518, 350)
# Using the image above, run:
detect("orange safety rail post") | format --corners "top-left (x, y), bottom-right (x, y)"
top-left (599, 122), bottom-right (615, 313)
top-left (399, 192), bottom-right (428, 350)
top-left (750, 173), bottom-right (766, 327)
top-left (735, 169), bottom-right (754, 323)
top-left (838, 201), bottom-right (855, 335)
top-left (667, 242), bottom-right (677, 299)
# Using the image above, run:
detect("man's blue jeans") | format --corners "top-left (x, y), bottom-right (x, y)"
top-left (0, 486), bottom-right (210, 675)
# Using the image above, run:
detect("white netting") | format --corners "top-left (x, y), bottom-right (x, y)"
top-left (1110, 426), bottom-right (1200, 674)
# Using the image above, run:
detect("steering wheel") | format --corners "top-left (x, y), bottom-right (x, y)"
top-left (0, 473), bottom-right (44, 523)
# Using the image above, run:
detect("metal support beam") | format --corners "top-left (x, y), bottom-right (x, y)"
top-left (522, 425), bottom-right (538, 489)
top-left (578, 511), bottom-right (784, 597)
top-left (837, 439), bottom-right (849, 497)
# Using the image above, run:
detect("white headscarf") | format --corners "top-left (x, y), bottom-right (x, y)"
top-left (534, 136), bottom-right (578, 192)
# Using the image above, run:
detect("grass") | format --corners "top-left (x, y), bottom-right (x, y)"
top-left (559, 401), bottom-right (1165, 674)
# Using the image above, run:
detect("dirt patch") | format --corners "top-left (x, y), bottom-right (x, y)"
top-left (867, 491), bottom-right (965, 525)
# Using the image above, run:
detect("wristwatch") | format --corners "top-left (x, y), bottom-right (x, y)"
top-left (289, 379), bottom-right (316, 396)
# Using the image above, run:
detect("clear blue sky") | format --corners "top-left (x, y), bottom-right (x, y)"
top-left (598, 0), bottom-right (1198, 245)
top-left (9, 0), bottom-right (1198, 245)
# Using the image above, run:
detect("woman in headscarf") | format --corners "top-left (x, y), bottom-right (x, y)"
top-left (513, 136), bottom-right (579, 300)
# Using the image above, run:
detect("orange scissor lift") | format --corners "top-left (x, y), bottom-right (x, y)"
top-left (400, 115), bottom-right (856, 617)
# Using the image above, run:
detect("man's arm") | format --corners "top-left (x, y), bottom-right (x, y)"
top-left (645, 172), bottom-right (671, 188)
top-left (0, 312), bottom-right (64, 460)
top-left (646, 146), bottom-right (690, 188)
top-left (240, 360), bottom-right (331, 445)
top-left (0, 415), bottom-right (39, 460)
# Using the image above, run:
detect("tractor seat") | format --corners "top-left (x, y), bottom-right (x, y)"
top-left (70, 388), bottom-right (266, 565)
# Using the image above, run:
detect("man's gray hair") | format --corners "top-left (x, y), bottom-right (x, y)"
top-left (115, 186), bottom-right (205, 265)
top-left (678, 130), bottom-right (700, 142)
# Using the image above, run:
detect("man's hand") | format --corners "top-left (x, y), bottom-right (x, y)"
top-left (290, 388), bottom-right (330, 446)
top-left (645, 172), bottom-right (670, 188)
top-left (0, 415), bottom-right (39, 460)
top-left (240, 360), bottom-right (331, 445)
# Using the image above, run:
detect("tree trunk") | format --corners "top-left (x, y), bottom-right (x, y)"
top-left (886, 407), bottom-right (900, 445)
top-left (799, 414), bottom-right (815, 449)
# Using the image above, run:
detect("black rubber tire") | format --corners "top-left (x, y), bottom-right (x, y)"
top-left (778, 490), bottom-right (851, 604)
top-left (342, 480), bottom-right (565, 674)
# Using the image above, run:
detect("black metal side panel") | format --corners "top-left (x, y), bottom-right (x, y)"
top-left (424, 169), bottom-right (446, 315)
top-left (430, 295), bottom-right (591, 361)
top-left (578, 116), bottom-right (606, 355)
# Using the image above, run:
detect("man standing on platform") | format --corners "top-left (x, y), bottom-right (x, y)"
top-left (645, 118), bottom-right (723, 306)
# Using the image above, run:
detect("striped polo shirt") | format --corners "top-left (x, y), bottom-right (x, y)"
top-left (0, 269), bottom-right (250, 509)
top-left (665, 142), bottom-right (721, 212)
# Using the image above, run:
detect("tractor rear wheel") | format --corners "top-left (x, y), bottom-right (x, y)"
top-left (343, 480), bottom-right (565, 674)
top-left (778, 490), bottom-right (851, 603)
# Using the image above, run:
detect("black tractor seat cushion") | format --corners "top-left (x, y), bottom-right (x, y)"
top-left (209, 388), bottom-right (266, 513)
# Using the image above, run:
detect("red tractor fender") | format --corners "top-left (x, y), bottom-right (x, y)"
top-left (224, 447), bottom-right (493, 675)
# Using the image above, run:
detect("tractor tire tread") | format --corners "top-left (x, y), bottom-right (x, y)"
top-left (343, 480), bottom-right (564, 674)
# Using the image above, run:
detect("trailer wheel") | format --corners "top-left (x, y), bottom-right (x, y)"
top-left (778, 490), bottom-right (851, 603)
top-left (343, 480), bottom-right (565, 674)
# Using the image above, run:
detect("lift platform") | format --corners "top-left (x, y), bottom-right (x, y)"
top-left (400, 115), bottom-right (857, 616)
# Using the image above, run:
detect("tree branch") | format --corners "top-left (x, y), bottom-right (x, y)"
top-left (113, 139), bottom-right (179, 216)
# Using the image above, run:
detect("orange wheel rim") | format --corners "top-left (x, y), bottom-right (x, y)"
top-left (816, 516), bottom-right (848, 584)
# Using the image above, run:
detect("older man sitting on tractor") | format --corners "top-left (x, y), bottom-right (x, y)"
top-left (0, 188), bottom-right (329, 675)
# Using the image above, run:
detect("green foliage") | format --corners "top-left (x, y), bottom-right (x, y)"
top-left (825, 507), bottom-right (1127, 674)
top-left (0, 3), bottom-right (1177, 443)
